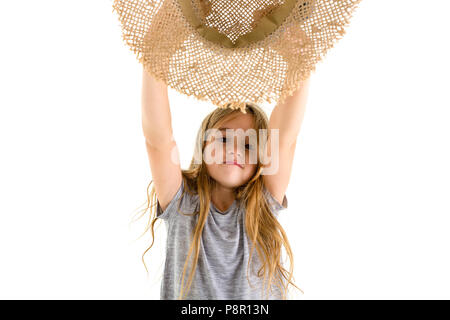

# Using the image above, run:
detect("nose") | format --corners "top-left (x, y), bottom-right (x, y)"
top-left (226, 137), bottom-right (243, 161)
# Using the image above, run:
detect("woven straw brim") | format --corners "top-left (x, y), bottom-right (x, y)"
top-left (113, 0), bottom-right (362, 112)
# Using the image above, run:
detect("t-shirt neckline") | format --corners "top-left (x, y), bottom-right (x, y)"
top-left (210, 199), bottom-right (237, 215)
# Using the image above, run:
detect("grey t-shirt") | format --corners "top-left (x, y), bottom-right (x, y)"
top-left (156, 180), bottom-right (288, 300)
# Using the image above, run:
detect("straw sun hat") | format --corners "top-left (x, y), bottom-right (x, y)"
top-left (113, 0), bottom-right (362, 113)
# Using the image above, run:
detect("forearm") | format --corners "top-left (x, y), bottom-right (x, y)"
top-left (141, 67), bottom-right (173, 146)
top-left (269, 77), bottom-right (310, 147)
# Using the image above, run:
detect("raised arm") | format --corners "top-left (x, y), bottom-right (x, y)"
top-left (262, 77), bottom-right (311, 206)
top-left (142, 68), bottom-right (173, 145)
top-left (142, 67), bottom-right (182, 212)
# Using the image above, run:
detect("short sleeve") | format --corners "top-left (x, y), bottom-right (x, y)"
top-left (262, 185), bottom-right (288, 217)
top-left (156, 181), bottom-right (184, 220)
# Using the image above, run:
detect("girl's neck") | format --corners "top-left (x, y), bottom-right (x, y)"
top-left (210, 184), bottom-right (236, 212)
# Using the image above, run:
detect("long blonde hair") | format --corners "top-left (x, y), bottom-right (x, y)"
top-left (132, 102), bottom-right (302, 299)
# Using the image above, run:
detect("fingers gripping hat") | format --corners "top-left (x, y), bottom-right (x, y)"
top-left (113, 0), bottom-right (362, 113)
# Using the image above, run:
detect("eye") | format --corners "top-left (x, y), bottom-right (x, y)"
top-left (219, 136), bottom-right (253, 150)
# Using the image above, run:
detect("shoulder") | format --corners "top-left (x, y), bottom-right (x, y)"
top-left (156, 179), bottom-right (199, 221)
top-left (262, 184), bottom-right (288, 218)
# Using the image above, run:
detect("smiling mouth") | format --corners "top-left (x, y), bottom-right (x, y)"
top-left (223, 161), bottom-right (244, 169)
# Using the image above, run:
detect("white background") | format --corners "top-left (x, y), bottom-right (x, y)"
top-left (0, 0), bottom-right (449, 299)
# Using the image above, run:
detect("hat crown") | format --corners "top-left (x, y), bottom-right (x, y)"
top-left (179, 0), bottom-right (314, 48)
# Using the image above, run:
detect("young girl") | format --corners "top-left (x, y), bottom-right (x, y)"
top-left (138, 67), bottom-right (310, 300)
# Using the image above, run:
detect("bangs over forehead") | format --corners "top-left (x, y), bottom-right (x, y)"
top-left (213, 109), bottom-right (258, 131)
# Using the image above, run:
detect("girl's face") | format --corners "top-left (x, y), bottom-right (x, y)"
top-left (204, 112), bottom-right (258, 189)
